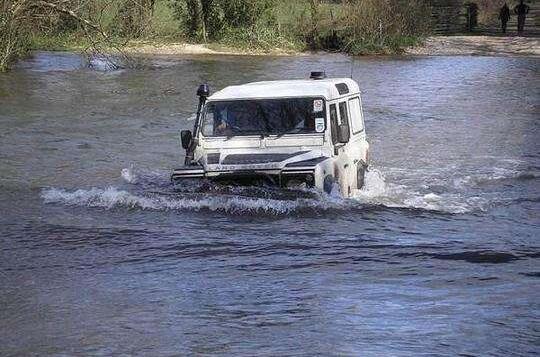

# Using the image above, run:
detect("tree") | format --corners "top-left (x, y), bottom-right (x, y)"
top-left (0, 0), bottom-right (138, 71)
top-left (168, 0), bottom-right (273, 42)
top-left (114, 0), bottom-right (155, 38)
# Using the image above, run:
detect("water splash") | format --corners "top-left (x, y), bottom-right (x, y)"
top-left (355, 169), bottom-right (388, 199)
top-left (121, 165), bottom-right (137, 184)
top-left (40, 187), bottom-right (345, 214)
top-left (352, 169), bottom-right (486, 214)
top-left (40, 166), bottom-right (499, 215)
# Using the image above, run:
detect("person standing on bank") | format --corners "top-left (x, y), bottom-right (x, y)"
top-left (514, 0), bottom-right (530, 35)
top-left (499, 3), bottom-right (511, 34)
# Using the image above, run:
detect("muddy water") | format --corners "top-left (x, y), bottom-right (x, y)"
top-left (1, 52), bottom-right (539, 356)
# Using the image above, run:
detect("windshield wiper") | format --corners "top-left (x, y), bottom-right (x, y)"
top-left (273, 128), bottom-right (303, 139)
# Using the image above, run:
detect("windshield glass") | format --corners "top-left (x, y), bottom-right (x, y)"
top-left (201, 98), bottom-right (326, 137)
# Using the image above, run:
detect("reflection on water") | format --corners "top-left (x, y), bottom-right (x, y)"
top-left (0, 51), bottom-right (539, 356)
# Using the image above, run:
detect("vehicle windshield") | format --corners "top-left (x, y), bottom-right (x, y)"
top-left (201, 98), bottom-right (326, 137)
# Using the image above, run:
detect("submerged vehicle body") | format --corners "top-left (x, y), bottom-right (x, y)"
top-left (172, 72), bottom-right (369, 197)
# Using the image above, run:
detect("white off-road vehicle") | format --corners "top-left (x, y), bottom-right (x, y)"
top-left (172, 72), bottom-right (369, 197)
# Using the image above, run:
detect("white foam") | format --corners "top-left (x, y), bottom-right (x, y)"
top-left (40, 187), bottom-right (343, 214)
top-left (351, 169), bottom-right (479, 214)
top-left (356, 169), bottom-right (389, 198)
top-left (88, 55), bottom-right (123, 71)
top-left (43, 164), bottom-right (496, 215)
top-left (423, 193), bottom-right (441, 201)
top-left (121, 166), bottom-right (136, 184)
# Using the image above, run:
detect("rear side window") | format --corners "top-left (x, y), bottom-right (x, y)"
top-left (338, 102), bottom-right (349, 127)
top-left (329, 104), bottom-right (339, 144)
top-left (348, 97), bottom-right (364, 134)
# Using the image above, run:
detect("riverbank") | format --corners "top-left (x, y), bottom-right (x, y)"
top-left (406, 36), bottom-right (540, 57)
top-left (14, 34), bottom-right (540, 72)
top-left (122, 36), bottom-right (540, 58)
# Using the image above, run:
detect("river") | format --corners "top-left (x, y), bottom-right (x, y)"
top-left (0, 51), bottom-right (539, 356)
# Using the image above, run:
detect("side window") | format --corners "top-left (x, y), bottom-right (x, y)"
top-left (202, 104), bottom-right (217, 136)
top-left (338, 102), bottom-right (349, 127)
top-left (348, 97), bottom-right (364, 134)
top-left (329, 104), bottom-right (339, 144)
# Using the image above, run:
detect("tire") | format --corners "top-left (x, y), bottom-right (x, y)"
top-left (323, 175), bottom-right (334, 194)
top-left (357, 165), bottom-right (366, 189)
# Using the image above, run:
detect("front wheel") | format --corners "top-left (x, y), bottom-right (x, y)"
top-left (357, 165), bottom-right (366, 189)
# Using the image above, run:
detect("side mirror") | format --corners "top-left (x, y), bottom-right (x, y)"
top-left (180, 130), bottom-right (192, 149)
top-left (337, 124), bottom-right (350, 143)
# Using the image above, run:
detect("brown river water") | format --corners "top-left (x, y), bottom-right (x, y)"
top-left (0, 51), bottom-right (539, 356)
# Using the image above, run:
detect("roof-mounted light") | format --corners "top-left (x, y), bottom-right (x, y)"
top-left (310, 71), bottom-right (326, 80)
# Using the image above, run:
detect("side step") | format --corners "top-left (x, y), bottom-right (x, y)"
top-left (171, 167), bottom-right (205, 180)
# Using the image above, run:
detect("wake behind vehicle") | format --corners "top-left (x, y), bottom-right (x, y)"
top-left (172, 72), bottom-right (369, 197)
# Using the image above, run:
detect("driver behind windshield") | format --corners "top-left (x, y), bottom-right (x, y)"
top-left (214, 102), bottom-right (266, 136)
top-left (214, 106), bottom-right (234, 136)
top-left (203, 99), bottom-right (321, 137)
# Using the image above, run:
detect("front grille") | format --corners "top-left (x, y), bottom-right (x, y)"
top-left (221, 151), bottom-right (309, 165)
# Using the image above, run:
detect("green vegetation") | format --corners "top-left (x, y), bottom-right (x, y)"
top-left (1, 0), bottom-right (431, 72)
top-left (164, 0), bottom-right (429, 54)
top-left (28, 33), bottom-right (90, 51)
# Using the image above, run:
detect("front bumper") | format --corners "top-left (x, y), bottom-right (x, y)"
top-left (171, 166), bottom-right (315, 188)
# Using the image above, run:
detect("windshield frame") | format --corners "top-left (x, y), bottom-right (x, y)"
top-left (199, 96), bottom-right (327, 138)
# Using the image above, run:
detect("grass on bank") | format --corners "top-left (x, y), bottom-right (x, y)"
top-left (28, 32), bottom-right (421, 57)
top-left (28, 33), bottom-right (92, 51)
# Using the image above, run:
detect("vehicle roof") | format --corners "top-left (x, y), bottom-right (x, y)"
top-left (208, 78), bottom-right (360, 101)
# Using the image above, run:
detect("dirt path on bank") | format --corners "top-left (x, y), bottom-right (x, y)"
top-left (123, 42), bottom-right (297, 57)
top-left (122, 36), bottom-right (540, 58)
top-left (407, 36), bottom-right (540, 57)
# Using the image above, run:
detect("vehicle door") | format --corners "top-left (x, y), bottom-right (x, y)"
top-left (346, 95), bottom-right (369, 189)
top-left (327, 100), bottom-right (354, 196)
top-left (337, 100), bottom-right (358, 195)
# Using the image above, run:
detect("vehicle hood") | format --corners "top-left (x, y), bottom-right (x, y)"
top-left (202, 149), bottom-right (326, 172)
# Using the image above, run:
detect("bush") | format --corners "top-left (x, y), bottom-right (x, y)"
top-left (217, 0), bottom-right (300, 51)
top-left (168, 0), bottom-right (276, 42)
top-left (112, 0), bottom-right (154, 38)
top-left (295, 0), bottom-right (429, 54)
top-left (219, 23), bottom-right (300, 52)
